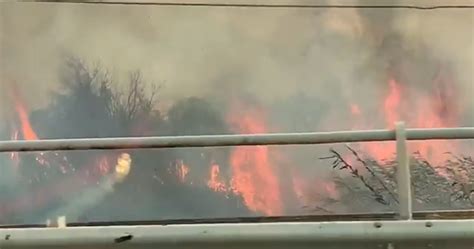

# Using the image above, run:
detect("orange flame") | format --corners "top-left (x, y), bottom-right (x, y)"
top-left (98, 156), bottom-right (111, 175)
top-left (176, 160), bottom-right (190, 183)
top-left (291, 174), bottom-right (306, 204)
top-left (7, 84), bottom-right (40, 141)
top-left (383, 79), bottom-right (401, 129)
top-left (2, 155), bottom-right (114, 219)
top-left (350, 104), bottom-right (361, 116)
top-left (207, 163), bottom-right (227, 192)
top-left (11, 88), bottom-right (39, 141)
top-left (352, 76), bottom-right (459, 167)
top-left (15, 101), bottom-right (39, 140)
top-left (228, 103), bottom-right (282, 216)
top-left (292, 173), bottom-right (340, 208)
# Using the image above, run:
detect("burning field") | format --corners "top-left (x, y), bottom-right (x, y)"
top-left (1, 62), bottom-right (473, 224)
top-left (0, 2), bottom-right (473, 224)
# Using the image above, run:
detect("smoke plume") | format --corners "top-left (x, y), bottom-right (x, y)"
top-left (2, 1), bottom-right (471, 125)
top-left (0, 0), bottom-right (473, 224)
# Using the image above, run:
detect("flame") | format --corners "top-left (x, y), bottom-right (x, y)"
top-left (175, 160), bottom-right (190, 183)
top-left (207, 163), bottom-right (227, 192)
top-left (8, 87), bottom-right (54, 170)
top-left (228, 103), bottom-right (282, 216)
top-left (98, 156), bottom-right (111, 175)
top-left (322, 181), bottom-right (339, 200)
top-left (4, 85), bottom-right (131, 216)
top-left (1, 153), bottom-right (132, 219)
top-left (291, 174), bottom-right (306, 205)
top-left (114, 153), bottom-right (132, 182)
top-left (383, 79), bottom-right (401, 129)
top-left (350, 104), bottom-right (361, 116)
top-left (292, 173), bottom-right (340, 209)
top-left (356, 79), bottom-right (399, 162)
top-left (11, 89), bottom-right (39, 141)
top-left (352, 75), bottom-right (459, 167)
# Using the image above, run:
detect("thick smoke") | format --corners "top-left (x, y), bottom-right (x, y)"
top-left (0, 1), bottom-right (473, 223)
top-left (2, 1), bottom-right (471, 124)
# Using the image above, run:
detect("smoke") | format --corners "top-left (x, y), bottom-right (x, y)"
top-left (2, 1), bottom-right (471, 122)
top-left (0, 0), bottom-right (473, 222)
top-left (389, 5), bottom-right (474, 125)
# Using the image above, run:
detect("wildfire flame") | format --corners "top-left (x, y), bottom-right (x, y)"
top-left (175, 160), bottom-right (190, 183)
top-left (227, 103), bottom-right (282, 216)
top-left (11, 87), bottom-right (39, 141)
top-left (207, 163), bottom-right (227, 192)
top-left (350, 104), bottom-right (361, 116)
top-left (353, 76), bottom-right (460, 167)
top-left (114, 153), bottom-right (132, 182)
top-left (292, 173), bottom-right (340, 210)
top-left (3, 87), bottom-right (134, 220)
top-left (4, 68), bottom-right (467, 220)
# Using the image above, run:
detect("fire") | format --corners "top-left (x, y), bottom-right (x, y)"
top-left (383, 79), bottom-right (401, 129)
top-left (3, 86), bottom-right (134, 219)
top-left (15, 100), bottom-right (39, 140)
top-left (323, 180), bottom-right (339, 200)
top-left (207, 163), bottom-right (227, 192)
top-left (11, 88), bottom-right (39, 141)
top-left (98, 156), bottom-right (111, 175)
top-left (352, 76), bottom-right (459, 167)
top-left (9, 88), bottom-right (60, 169)
top-left (228, 103), bottom-right (282, 216)
top-left (292, 173), bottom-right (340, 209)
top-left (4, 65), bottom-right (464, 219)
top-left (1, 154), bottom-right (129, 219)
top-left (291, 174), bottom-right (307, 205)
top-left (350, 104), bottom-right (361, 116)
top-left (114, 153), bottom-right (132, 182)
top-left (175, 160), bottom-right (190, 183)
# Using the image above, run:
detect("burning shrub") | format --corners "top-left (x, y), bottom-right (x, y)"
top-left (2, 53), bottom-right (472, 224)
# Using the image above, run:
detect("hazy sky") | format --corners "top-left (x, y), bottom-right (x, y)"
top-left (1, 0), bottom-right (473, 123)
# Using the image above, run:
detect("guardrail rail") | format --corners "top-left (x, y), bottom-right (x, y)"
top-left (0, 121), bottom-right (473, 248)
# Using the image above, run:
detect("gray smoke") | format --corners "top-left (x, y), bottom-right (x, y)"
top-left (2, 1), bottom-right (471, 125)
top-left (0, 0), bottom-right (473, 223)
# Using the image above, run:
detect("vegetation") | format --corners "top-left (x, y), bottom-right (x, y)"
top-left (320, 146), bottom-right (474, 213)
top-left (1, 56), bottom-right (472, 224)
top-left (1, 56), bottom-right (249, 224)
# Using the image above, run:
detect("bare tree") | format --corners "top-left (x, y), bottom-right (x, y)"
top-left (111, 71), bottom-right (159, 126)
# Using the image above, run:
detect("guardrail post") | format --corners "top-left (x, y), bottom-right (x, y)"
top-left (395, 122), bottom-right (412, 220)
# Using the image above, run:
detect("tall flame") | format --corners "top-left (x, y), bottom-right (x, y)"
top-left (353, 75), bottom-right (459, 167)
top-left (15, 104), bottom-right (39, 140)
top-left (207, 163), bottom-right (227, 192)
top-left (175, 160), bottom-right (190, 183)
top-left (10, 87), bottom-right (39, 141)
top-left (292, 172), bottom-right (340, 209)
top-left (3, 86), bottom-right (135, 219)
top-left (383, 79), bottom-right (401, 129)
top-left (228, 104), bottom-right (282, 216)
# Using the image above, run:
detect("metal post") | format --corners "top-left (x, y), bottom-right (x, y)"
top-left (395, 122), bottom-right (412, 220)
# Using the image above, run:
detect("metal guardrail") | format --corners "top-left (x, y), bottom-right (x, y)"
top-left (0, 122), bottom-right (473, 248)
top-left (0, 220), bottom-right (473, 248)
top-left (0, 126), bottom-right (473, 152)
top-left (1, 122), bottom-right (474, 220)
